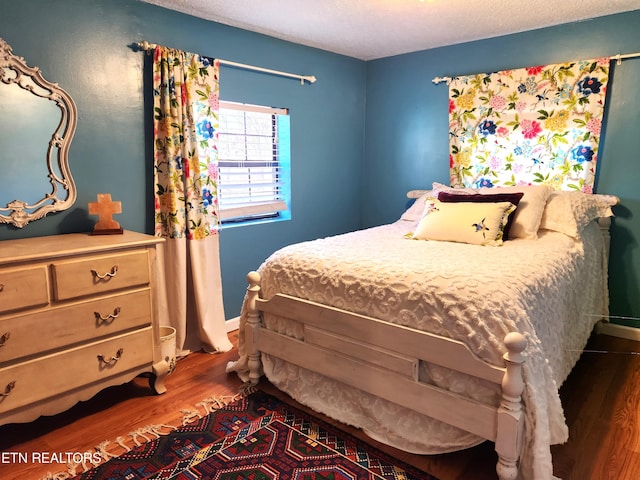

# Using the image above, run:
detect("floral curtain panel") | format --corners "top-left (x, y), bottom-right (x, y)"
top-left (152, 46), bottom-right (232, 356)
top-left (153, 48), bottom-right (221, 238)
top-left (448, 58), bottom-right (610, 192)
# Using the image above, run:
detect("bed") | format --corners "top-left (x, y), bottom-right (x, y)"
top-left (227, 184), bottom-right (619, 480)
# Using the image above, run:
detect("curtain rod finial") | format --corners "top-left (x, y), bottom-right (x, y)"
top-left (432, 76), bottom-right (451, 85)
top-left (137, 40), bottom-right (156, 52)
top-left (300, 75), bottom-right (317, 85)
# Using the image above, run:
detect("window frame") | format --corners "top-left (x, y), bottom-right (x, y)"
top-left (217, 100), bottom-right (291, 226)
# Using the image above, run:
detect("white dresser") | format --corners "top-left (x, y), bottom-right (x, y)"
top-left (0, 231), bottom-right (168, 425)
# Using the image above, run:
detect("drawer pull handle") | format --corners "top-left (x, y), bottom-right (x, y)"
top-left (95, 307), bottom-right (121, 324)
top-left (0, 331), bottom-right (10, 348)
top-left (0, 284), bottom-right (3, 292)
top-left (1, 381), bottom-right (16, 397)
top-left (97, 348), bottom-right (124, 366)
top-left (91, 265), bottom-right (118, 280)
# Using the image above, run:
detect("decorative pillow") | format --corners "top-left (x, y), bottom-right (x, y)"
top-left (479, 185), bottom-right (553, 239)
top-left (438, 191), bottom-right (524, 241)
top-left (540, 191), bottom-right (615, 238)
top-left (412, 198), bottom-right (516, 246)
top-left (400, 190), bottom-right (432, 222)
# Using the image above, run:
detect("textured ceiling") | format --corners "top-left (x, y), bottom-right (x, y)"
top-left (140, 0), bottom-right (639, 60)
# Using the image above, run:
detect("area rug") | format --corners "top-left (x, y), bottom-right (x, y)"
top-left (67, 390), bottom-right (436, 480)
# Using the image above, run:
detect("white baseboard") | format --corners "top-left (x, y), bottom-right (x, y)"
top-left (226, 316), bottom-right (240, 332)
top-left (596, 321), bottom-right (640, 341)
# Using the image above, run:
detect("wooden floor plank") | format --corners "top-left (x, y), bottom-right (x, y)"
top-left (1, 331), bottom-right (638, 479)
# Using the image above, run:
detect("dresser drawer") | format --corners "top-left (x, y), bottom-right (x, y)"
top-left (52, 250), bottom-right (150, 301)
top-left (0, 289), bottom-right (152, 364)
top-left (0, 266), bottom-right (49, 314)
top-left (0, 328), bottom-right (153, 414)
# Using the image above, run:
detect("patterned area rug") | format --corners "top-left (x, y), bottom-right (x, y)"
top-left (70, 390), bottom-right (436, 479)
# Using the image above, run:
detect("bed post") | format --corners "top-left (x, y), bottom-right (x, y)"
top-left (495, 332), bottom-right (526, 480)
top-left (246, 271), bottom-right (263, 385)
top-left (597, 216), bottom-right (612, 260)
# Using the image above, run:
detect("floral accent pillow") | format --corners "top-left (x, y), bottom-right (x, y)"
top-left (438, 191), bottom-right (524, 240)
top-left (412, 198), bottom-right (516, 246)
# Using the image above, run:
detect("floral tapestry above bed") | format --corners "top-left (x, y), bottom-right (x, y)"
top-left (448, 58), bottom-right (610, 193)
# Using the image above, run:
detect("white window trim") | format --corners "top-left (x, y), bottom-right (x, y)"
top-left (218, 200), bottom-right (288, 221)
top-left (219, 100), bottom-right (288, 116)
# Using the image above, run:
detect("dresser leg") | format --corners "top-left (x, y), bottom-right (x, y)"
top-left (148, 360), bottom-right (170, 394)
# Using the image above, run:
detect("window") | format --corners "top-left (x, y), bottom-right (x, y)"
top-left (217, 101), bottom-right (290, 224)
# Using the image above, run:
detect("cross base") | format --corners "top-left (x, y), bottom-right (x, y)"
top-left (90, 227), bottom-right (124, 236)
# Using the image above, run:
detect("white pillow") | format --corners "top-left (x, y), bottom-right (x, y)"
top-left (540, 191), bottom-right (615, 238)
top-left (400, 191), bottom-right (432, 222)
top-left (412, 198), bottom-right (516, 246)
top-left (480, 185), bottom-right (552, 239)
top-left (402, 184), bottom-right (478, 222)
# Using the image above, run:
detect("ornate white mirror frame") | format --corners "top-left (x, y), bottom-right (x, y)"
top-left (0, 37), bottom-right (77, 228)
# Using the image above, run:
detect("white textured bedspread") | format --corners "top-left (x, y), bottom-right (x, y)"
top-left (228, 220), bottom-right (609, 480)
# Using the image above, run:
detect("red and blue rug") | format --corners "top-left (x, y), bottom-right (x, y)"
top-left (72, 390), bottom-right (436, 479)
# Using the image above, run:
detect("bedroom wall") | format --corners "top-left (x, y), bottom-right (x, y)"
top-left (2, 2), bottom-right (638, 324)
top-left (363, 10), bottom-right (640, 325)
top-left (0, 0), bottom-right (366, 318)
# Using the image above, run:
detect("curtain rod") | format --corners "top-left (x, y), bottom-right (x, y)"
top-left (136, 41), bottom-right (317, 85)
top-left (431, 51), bottom-right (640, 85)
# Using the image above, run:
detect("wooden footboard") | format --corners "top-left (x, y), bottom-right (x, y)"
top-left (243, 271), bottom-right (527, 480)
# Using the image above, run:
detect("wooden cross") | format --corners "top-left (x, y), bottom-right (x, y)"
top-left (88, 193), bottom-right (123, 235)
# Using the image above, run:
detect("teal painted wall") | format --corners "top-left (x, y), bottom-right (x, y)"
top-left (1, 1), bottom-right (639, 324)
top-left (0, 0), bottom-right (366, 317)
top-left (364, 11), bottom-right (640, 324)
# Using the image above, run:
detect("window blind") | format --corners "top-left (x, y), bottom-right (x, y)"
top-left (218, 101), bottom-right (290, 222)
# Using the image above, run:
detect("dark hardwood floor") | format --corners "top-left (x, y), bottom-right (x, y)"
top-left (1, 331), bottom-right (638, 479)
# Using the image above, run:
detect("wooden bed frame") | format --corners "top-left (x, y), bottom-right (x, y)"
top-left (240, 192), bottom-right (619, 480)
top-left (243, 271), bottom-right (526, 480)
